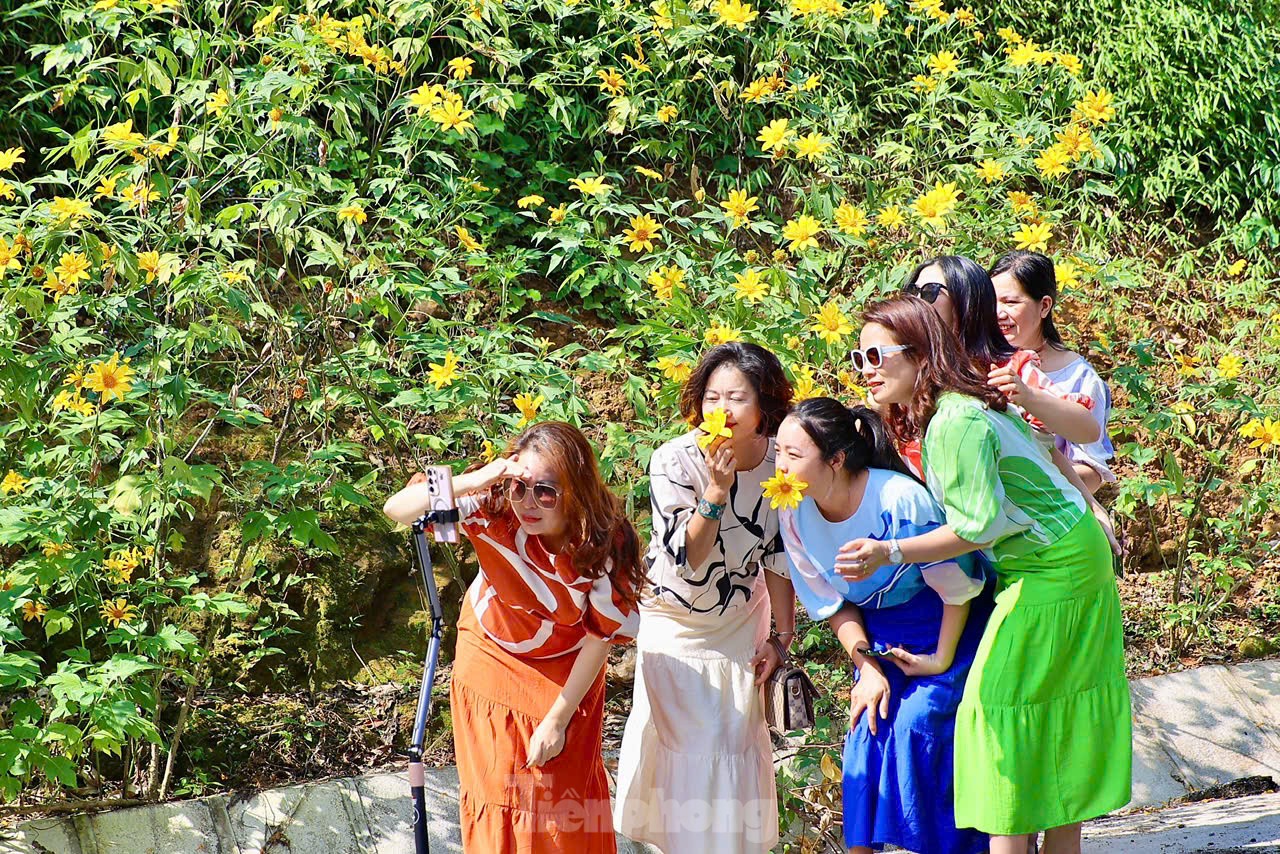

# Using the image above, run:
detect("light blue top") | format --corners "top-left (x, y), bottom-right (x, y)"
top-left (779, 468), bottom-right (987, 621)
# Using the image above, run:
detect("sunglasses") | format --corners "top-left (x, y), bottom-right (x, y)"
top-left (849, 344), bottom-right (911, 371)
top-left (903, 281), bottom-right (948, 304)
top-left (505, 477), bottom-right (562, 509)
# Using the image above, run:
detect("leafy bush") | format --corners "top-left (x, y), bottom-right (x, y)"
top-left (0, 0), bottom-right (1275, 823)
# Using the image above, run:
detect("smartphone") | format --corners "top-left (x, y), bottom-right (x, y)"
top-left (425, 465), bottom-right (459, 543)
top-left (856, 646), bottom-right (897, 660)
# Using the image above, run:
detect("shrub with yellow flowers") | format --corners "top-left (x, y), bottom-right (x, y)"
top-left (0, 0), bottom-right (1275, 827)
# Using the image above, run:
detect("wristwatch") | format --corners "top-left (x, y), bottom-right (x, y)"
top-left (887, 538), bottom-right (903, 564)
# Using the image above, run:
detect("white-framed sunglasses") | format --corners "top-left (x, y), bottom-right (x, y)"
top-left (849, 344), bottom-right (911, 371)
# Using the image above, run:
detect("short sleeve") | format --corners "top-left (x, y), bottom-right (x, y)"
top-left (923, 405), bottom-right (1008, 546)
top-left (762, 530), bottom-right (789, 578)
top-left (1009, 351), bottom-right (1095, 432)
top-left (646, 444), bottom-right (700, 577)
top-left (582, 570), bottom-right (640, 643)
top-left (778, 509), bottom-right (845, 621)
top-left (1054, 368), bottom-right (1116, 482)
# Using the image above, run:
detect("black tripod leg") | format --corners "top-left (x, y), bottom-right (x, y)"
top-left (410, 524), bottom-right (446, 854)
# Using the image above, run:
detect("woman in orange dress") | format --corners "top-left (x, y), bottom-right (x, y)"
top-left (384, 421), bottom-right (646, 853)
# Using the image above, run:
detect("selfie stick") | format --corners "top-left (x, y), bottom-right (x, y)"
top-left (408, 504), bottom-right (459, 854)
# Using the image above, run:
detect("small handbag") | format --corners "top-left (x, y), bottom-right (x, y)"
top-left (763, 635), bottom-right (820, 732)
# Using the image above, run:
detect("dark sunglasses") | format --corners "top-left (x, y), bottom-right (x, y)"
top-left (903, 281), bottom-right (948, 304)
top-left (506, 477), bottom-right (562, 509)
top-left (849, 344), bottom-right (911, 371)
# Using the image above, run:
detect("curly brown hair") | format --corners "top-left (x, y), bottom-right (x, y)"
top-left (470, 421), bottom-right (646, 607)
top-left (861, 295), bottom-right (1008, 446)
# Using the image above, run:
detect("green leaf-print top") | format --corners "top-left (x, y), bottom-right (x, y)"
top-left (922, 393), bottom-right (1086, 562)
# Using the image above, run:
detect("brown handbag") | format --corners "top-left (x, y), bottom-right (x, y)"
top-left (763, 635), bottom-right (820, 732)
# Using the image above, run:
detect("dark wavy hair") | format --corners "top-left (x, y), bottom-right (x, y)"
top-left (787, 398), bottom-right (918, 482)
top-left (473, 421), bottom-right (645, 606)
top-left (862, 296), bottom-right (1008, 445)
top-left (989, 249), bottom-right (1066, 349)
top-left (905, 254), bottom-right (1016, 371)
top-left (678, 342), bottom-right (792, 436)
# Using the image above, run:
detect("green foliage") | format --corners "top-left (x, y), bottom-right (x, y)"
top-left (0, 0), bottom-right (1275, 823)
top-left (974, 0), bottom-right (1280, 229)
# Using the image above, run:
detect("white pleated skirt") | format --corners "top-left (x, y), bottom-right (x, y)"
top-left (613, 596), bottom-right (778, 854)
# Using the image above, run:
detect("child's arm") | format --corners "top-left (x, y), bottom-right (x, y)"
top-left (887, 600), bottom-right (969, 677)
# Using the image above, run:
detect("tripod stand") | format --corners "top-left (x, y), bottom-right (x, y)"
top-left (407, 509), bottom-right (456, 854)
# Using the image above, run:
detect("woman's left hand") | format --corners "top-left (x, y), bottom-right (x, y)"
top-left (885, 648), bottom-right (952, 677)
top-left (526, 714), bottom-right (569, 767)
top-left (836, 538), bottom-right (889, 581)
top-left (750, 639), bottom-right (783, 686)
top-left (987, 363), bottom-right (1032, 403)
top-left (1090, 500), bottom-right (1121, 556)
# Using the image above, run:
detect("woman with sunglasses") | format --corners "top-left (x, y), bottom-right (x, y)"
top-left (901, 255), bottom-right (1100, 462)
top-left (384, 422), bottom-right (647, 853)
top-left (842, 296), bottom-right (1131, 854)
top-left (990, 250), bottom-right (1116, 495)
top-left (900, 255), bottom-right (1118, 554)
top-left (776, 398), bottom-right (991, 854)
top-left (614, 342), bottom-right (795, 854)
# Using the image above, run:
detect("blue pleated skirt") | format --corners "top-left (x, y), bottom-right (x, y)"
top-left (842, 584), bottom-right (992, 854)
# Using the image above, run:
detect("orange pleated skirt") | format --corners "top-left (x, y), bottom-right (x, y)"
top-left (451, 599), bottom-right (616, 853)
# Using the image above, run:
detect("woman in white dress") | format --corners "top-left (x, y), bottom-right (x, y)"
top-left (614, 342), bottom-right (796, 853)
top-left (989, 250), bottom-right (1116, 494)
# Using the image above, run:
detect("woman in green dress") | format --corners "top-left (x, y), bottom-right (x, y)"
top-left (838, 295), bottom-right (1131, 854)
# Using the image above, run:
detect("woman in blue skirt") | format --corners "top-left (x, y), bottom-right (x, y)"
top-left (775, 398), bottom-right (991, 854)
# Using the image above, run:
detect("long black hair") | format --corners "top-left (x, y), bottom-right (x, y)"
top-left (788, 398), bottom-right (919, 482)
top-left (989, 250), bottom-right (1066, 349)
top-left (905, 254), bottom-right (1016, 371)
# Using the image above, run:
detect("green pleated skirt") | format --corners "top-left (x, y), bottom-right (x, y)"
top-left (953, 512), bottom-right (1132, 835)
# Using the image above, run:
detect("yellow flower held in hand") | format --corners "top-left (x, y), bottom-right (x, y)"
top-left (1012, 221), bottom-right (1053, 252)
top-left (761, 470), bottom-right (808, 510)
top-left (623, 214), bottom-right (663, 253)
top-left (84, 353), bottom-right (135, 403)
top-left (696, 408), bottom-right (734, 451)
top-left (428, 351), bottom-right (461, 390)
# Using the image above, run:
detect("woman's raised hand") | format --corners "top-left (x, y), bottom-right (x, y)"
top-left (703, 440), bottom-right (737, 495)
